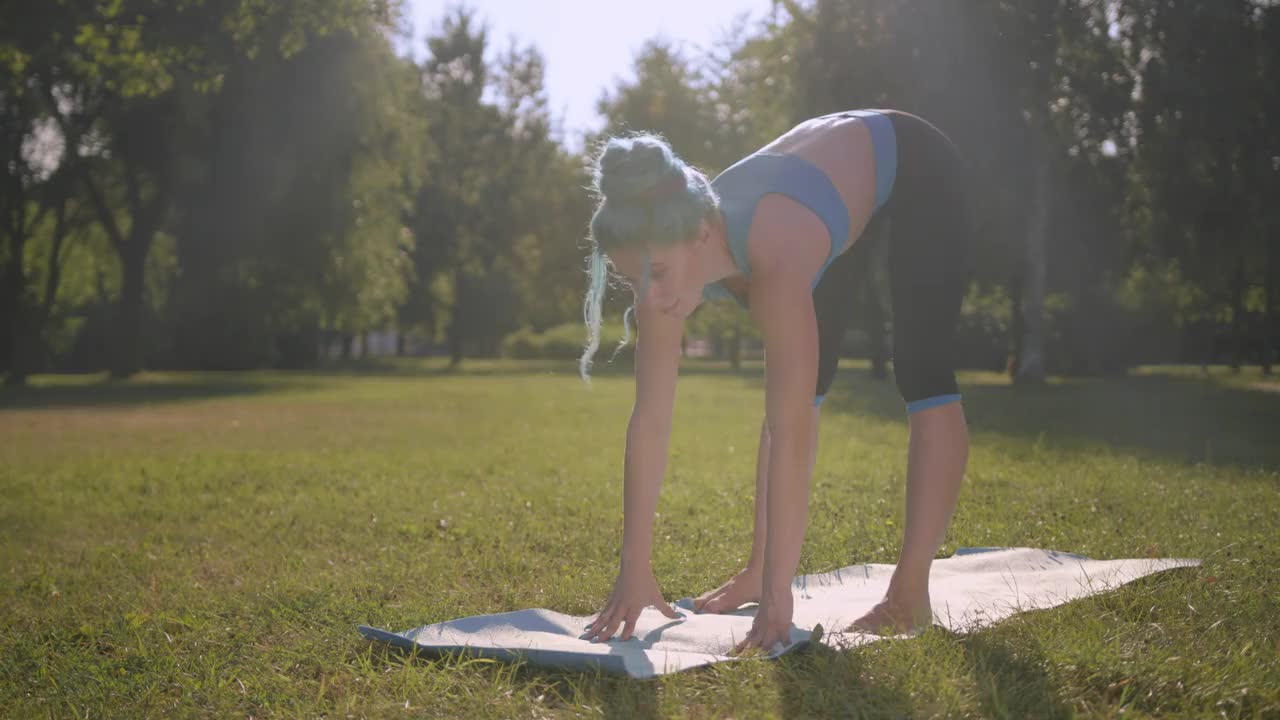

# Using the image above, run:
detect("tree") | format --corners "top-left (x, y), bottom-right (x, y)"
top-left (1119, 0), bottom-right (1271, 370)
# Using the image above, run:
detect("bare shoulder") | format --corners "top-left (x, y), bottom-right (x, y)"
top-left (746, 193), bottom-right (829, 287)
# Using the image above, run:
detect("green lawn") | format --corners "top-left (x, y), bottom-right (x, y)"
top-left (2, 359), bottom-right (1277, 718)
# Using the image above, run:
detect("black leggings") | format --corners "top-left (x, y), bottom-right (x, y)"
top-left (812, 110), bottom-right (973, 412)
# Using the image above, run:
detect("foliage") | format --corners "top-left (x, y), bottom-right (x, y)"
top-left (502, 321), bottom-right (635, 363)
top-left (3, 1), bottom-right (1278, 383)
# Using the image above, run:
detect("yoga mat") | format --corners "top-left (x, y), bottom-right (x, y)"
top-left (358, 547), bottom-right (1199, 679)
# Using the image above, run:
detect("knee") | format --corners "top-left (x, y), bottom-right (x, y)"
top-left (894, 358), bottom-right (955, 398)
top-left (894, 358), bottom-right (959, 412)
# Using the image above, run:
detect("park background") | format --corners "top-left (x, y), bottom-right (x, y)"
top-left (2, 2), bottom-right (1279, 719)
top-left (3, 0), bottom-right (1279, 382)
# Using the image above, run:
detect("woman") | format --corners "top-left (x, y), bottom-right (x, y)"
top-left (578, 109), bottom-right (972, 656)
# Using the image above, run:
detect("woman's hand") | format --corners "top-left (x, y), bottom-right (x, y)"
top-left (693, 565), bottom-right (762, 614)
top-left (582, 564), bottom-right (681, 643)
top-left (730, 584), bottom-right (795, 656)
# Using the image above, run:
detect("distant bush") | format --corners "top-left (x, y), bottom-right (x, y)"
top-left (501, 321), bottom-right (635, 364)
top-left (502, 327), bottom-right (542, 359)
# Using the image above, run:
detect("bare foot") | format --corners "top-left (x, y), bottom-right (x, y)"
top-left (693, 566), bottom-right (762, 614)
top-left (846, 591), bottom-right (933, 636)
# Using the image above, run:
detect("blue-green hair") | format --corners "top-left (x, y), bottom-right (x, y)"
top-left (580, 132), bottom-right (720, 385)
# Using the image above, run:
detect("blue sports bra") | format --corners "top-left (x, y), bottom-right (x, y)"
top-left (701, 110), bottom-right (898, 307)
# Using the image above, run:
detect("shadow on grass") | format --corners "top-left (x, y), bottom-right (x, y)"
top-left (10, 357), bottom-right (1276, 472)
top-left (366, 640), bottom-right (664, 719)
top-left (959, 629), bottom-right (1073, 720)
top-left (813, 366), bottom-right (1280, 471)
top-left (772, 640), bottom-right (916, 718)
top-left (307, 355), bottom-right (763, 380)
top-left (0, 357), bottom-right (757, 409)
top-left (767, 626), bottom-right (1069, 718)
top-left (0, 374), bottom-right (329, 410)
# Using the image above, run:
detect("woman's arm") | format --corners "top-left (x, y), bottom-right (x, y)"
top-left (749, 262), bottom-right (820, 592)
top-left (619, 296), bottom-right (684, 572)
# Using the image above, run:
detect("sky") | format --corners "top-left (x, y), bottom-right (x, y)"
top-left (395, 0), bottom-right (775, 149)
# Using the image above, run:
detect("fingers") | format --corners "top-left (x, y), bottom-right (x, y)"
top-left (731, 627), bottom-right (786, 657)
top-left (596, 615), bottom-right (621, 643)
top-left (658, 600), bottom-right (680, 619)
top-left (585, 599), bottom-right (681, 643)
top-left (586, 607), bottom-right (607, 636)
top-left (705, 594), bottom-right (740, 614)
top-left (584, 603), bottom-right (615, 641)
top-left (695, 593), bottom-right (720, 613)
top-left (731, 624), bottom-right (757, 656)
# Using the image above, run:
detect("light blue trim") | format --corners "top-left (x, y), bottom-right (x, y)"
top-left (905, 393), bottom-right (961, 414)
top-left (849, 111), bottom-right (898, 212)
top-left (717, 153), bottom-right (850, 283)
top-left (817, 109), bottom-right (898, 212)
top-left (813, 394), bottom-right (825, 407)
top-left (700, 109), bottom-right (898, 303)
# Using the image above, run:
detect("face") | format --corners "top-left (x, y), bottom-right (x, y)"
top-left (607, 230), bottom-right (706, 320)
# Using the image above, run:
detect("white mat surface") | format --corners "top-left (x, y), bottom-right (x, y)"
top-left (358, 547), bottom-right (1199, 678)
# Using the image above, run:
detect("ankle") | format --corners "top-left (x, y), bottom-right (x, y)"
top-left (886, 576), bottom-right (930, 603)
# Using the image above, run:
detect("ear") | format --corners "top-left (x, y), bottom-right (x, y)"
top-left (697, 217), bottom-right (712, 245)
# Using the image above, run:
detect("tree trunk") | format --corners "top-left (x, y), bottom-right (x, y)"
top-left (448, 267), bottom-right (465, 368)
top-left (1007, 274), bottom-right (1023, 378)
top-left (866, 276), bottom-right (887, 380)
top-left (7, 178), bottom-right (73, 383)
top-left (2, 230), bottom-right (26, 386)
top-left (109, 241), bottom-right (148, 379)
top-left (396, 330), bottom-right (407, 357)
top-left (2, 114), bottom-right (27, 384)
top-left (1015, 149), bottom-right (1049, 385)
top-left (1264, 247), bottom-right (1276, 376)
top-left (17, 194), bottom-right (72, 379)
top-left (729, 321), bottom-right (742, 370)
top-left (1229, 256), bottom-right (1245, 373)
top-left (1, 167), bottom-right (49, 384)
top-left (79, 157), bottom-right (165, 380)
top-left (38, 196), bottom-right (68, 335)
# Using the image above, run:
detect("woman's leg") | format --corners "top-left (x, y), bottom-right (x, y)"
top-left (851, 402), bottom-right (968, 633)
top-left (899, 402), bottom-right (968, 589)
top-left (851, 111), bottom-right (973, 634)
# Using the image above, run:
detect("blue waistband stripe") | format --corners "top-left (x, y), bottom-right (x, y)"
top-left (813, 394), bottom-right (826, 407)
top-left (905, 394), bottom-right (962, 414)
top-left (845, 111), bottom-right (898, 212)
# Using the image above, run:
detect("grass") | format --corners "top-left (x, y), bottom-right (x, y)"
top-left (1, 357), bottom-right (1277, 719)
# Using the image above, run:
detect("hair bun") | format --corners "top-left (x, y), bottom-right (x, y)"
top-left (595, 134), bottom-right (686, 203)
